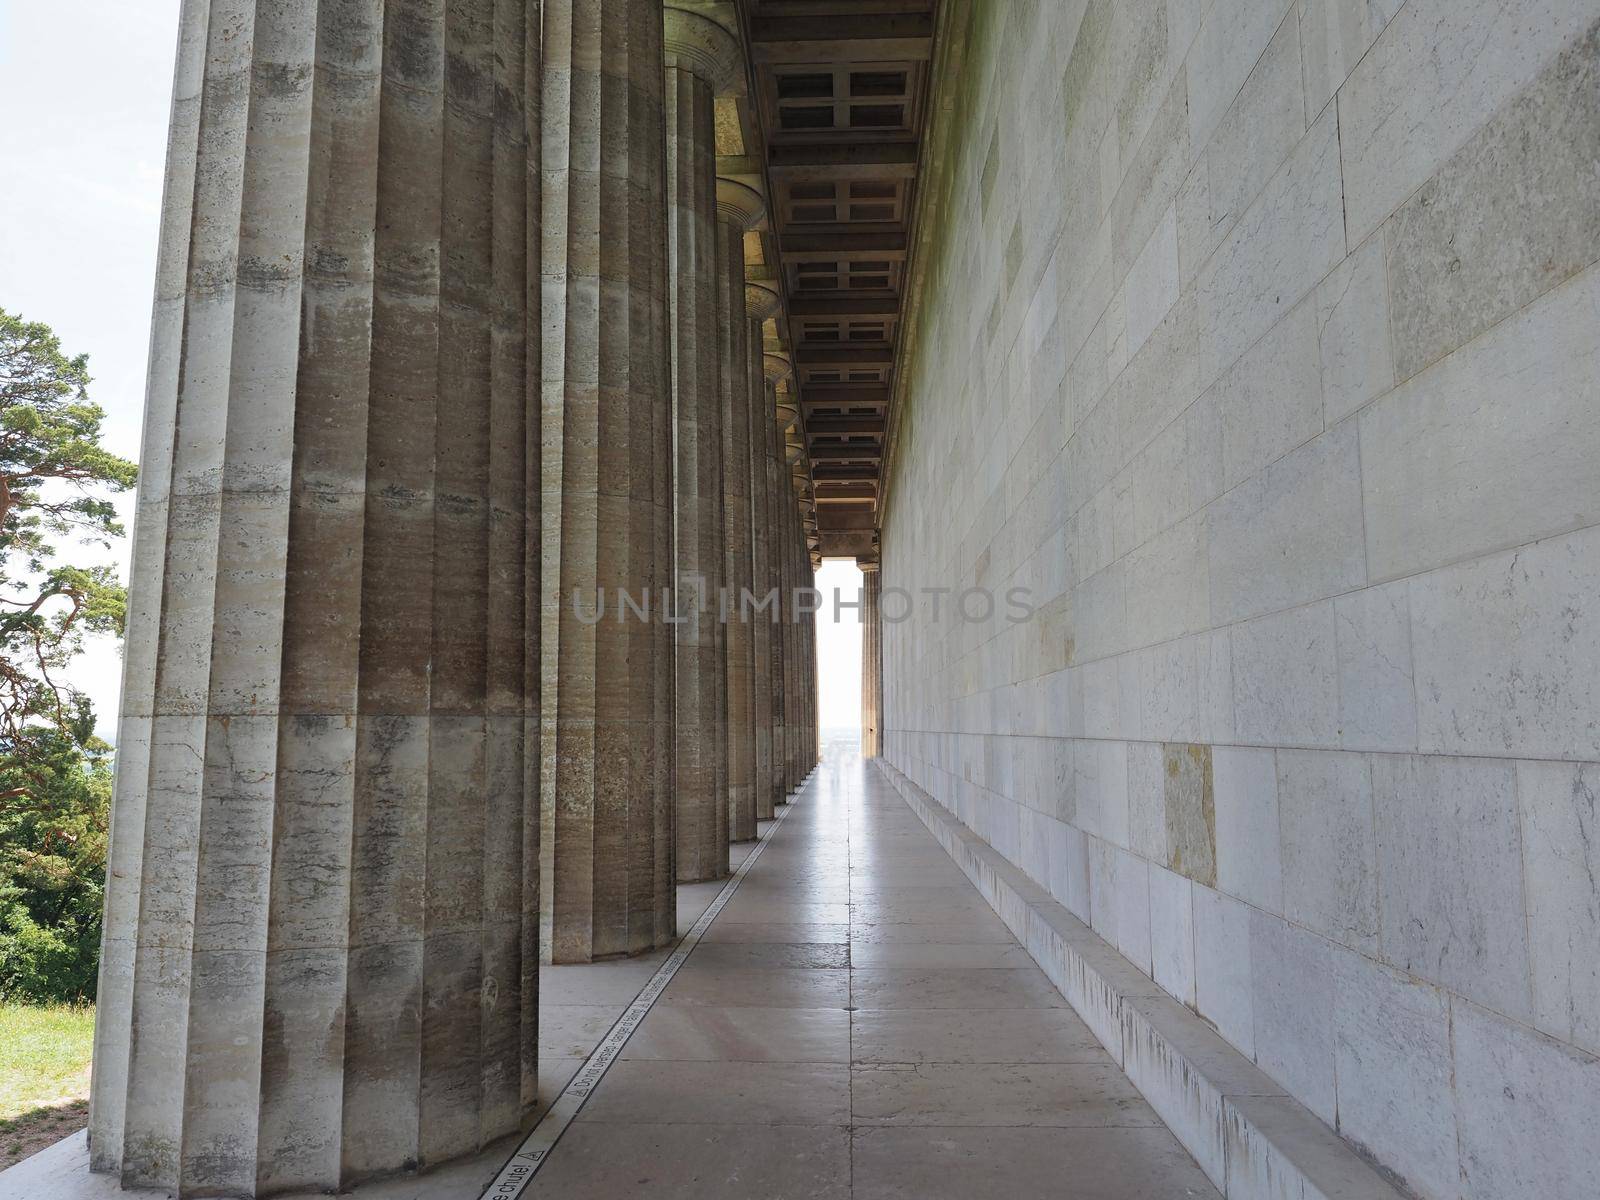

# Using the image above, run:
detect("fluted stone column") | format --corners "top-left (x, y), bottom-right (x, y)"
top-left (781, 403), bottom-right (795, 792)
top-left (664, 5), bottom-right (740, 882)
top-left (541, 0), bottom-right (674, 964)
top-left (89, 3), bottom-right (542, 1192)
top-left (803, 537), bottom-right (815, 771)
top-left (747, 284), bottom-right (780, 818)
top-left (717, 180), bottom-right (764, 842)
top-left (861, 564), bottom-right (881, 757)
top-left (785, 415), bottom-right (810, 788)
top-left (762, 353), bottom-right (789, 803)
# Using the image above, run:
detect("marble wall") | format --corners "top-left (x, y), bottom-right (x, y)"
top-left (880, 3), bottom-right (1600, 1197)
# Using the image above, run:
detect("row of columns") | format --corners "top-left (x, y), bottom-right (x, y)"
top-left (88, 1), bottom-right (818, 1194)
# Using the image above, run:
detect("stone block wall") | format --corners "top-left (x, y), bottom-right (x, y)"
top-left (879, 2), bottom-right (1600, 1197)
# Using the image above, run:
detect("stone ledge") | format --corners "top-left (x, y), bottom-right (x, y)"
top-left (873, 757), bottom-right (1407, 1200)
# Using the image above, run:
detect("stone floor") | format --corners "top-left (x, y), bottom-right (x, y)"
top-left (1, 735), bottom-right (1218, 1199)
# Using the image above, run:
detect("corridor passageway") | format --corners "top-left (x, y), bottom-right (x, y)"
top-left (3, 0), bottom-right (1595, 1195)
top-left (524, 732), bottom-right (1218, 1199)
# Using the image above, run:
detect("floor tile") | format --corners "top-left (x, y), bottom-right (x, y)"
top-left (848, 941), bottom-right (1037, 969)
top-left (576, 1060), bottom-right (850, 1126)
top-left (851, 1062), bottom-right (1159, 1127)
top-left (539, 1005), bottom-right (621, 1058)
top-left (623, 1005), bottom-right (851, 1063)
top-left (687, 940), bottom-right (851, 969)
top-left (714, 896), bottom-right (852, 924)
top-left (660, 966), bottom-right (850, 1009)
top-left (527, 1123), bottom-right (851, 1199)
top-left (850, 967), bottom-right (1069, 1010)
top-left (699, 920), bottom-right (851, 944)
top-left (851, 1127), bottom-right (1220, 1199)
top-left (851, 1008), bottom-right (1112, 1064)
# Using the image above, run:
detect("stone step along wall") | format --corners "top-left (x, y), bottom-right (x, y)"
top-left (879, 2), bottom-right (1600, 1198)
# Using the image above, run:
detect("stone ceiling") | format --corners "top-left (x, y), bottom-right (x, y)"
top-left (724, 0), bottom-right (939, 563)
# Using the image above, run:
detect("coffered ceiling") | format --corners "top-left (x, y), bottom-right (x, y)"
top-left (732, 0), bottom-right (939, 563)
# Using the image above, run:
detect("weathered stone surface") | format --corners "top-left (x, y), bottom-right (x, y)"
top-left (1147, 865), bottom-right (1196, 1005)
top-left (1230, 602), bottom-right (1340, 747)
top-left (1386, 22), bottom-right (1600, 380)
top-left (1162, 743), bottom-right (1215, 887)
top-left (91, 1), bottom-right (543, 1190)
top-left (1215, 295), bottom-right (1323, 491)
top-left (1517, 759), bottom-right (1600, 1056)
top-left (1371, 755), bottom-right (1532, 1020)
top-left (1275, 750), bottom-right (1380, 954)
top-left (1332, 582), bottom-right (1417, 752)
top-left (541, 0), bottom-right (675, 961)
top-left (1360, 264), bottom-right (1600, 586)
top-left (874, 0), bottom-right (1600, 1192)
top-left (1177, 7), bottom-right (1307, 285)
top-left (666, 26), bottom-right (732, 882)
top-left (1331, 949), bottom-right (1458, 1200)
top-left (748, 334), bottom-right (776, 819)
top-left (1194, 104), bottom-right (1345, 384)
top-left (1208, 422), bottom-right (1365, 625)
top-left (1249, 910), bottom-right (1336, 1124)
top-left (1337, 0), bottom-right (1597, 243)
top-left (1209, 746), bottom-right (1282, 911)
top-left (1297, 0), bottom-right (1404, 115)
top-left (1408, 523), bottom-right (1600, 760)
top-left (1315, 233), bottom-right (1395, 425)
top-left (1452, 997), bottom-right (1600, 1200)
top-left (1192, 886), bottom-right (1254, 1057)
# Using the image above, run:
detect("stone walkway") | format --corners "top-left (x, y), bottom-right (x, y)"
top-left (526, 735), bottom-right (1219, 1199)
top-left (1, 735), bottom-right (1218, 1200)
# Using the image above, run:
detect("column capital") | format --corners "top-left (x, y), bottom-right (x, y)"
top-left (745, 279), bottom-right (782, 321)
top-left (762, 350), bottom-right (792, 382)
top-left (663, 5), bottom-right (744, 96)
top-left (716, 176), bottom-right (766, 229)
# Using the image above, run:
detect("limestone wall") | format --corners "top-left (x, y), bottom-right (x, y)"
top-left (879, 3), bottom-right (1600, 1196)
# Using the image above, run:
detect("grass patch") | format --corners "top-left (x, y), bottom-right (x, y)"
top-left (0, 1002), bottom-right (94, 1122)
top-left (0, 1003), bottom-right (94, 1168)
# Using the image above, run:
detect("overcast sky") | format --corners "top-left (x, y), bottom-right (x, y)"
top-left (0, 1), bottom-right (181, 734)
top-left (0, 1), bottom-right (862, 740)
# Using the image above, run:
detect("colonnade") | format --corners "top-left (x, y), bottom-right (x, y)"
top-left (87, 1), bottom-right (818, 1193)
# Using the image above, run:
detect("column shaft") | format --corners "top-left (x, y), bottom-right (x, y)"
top-left (541, 0), bottom-right (674, 964)
top-left (746, 310), bottom-right (777, 819)
top-left (786, 500), bottom-right (803, 789)
top-left (90, 1), bottom-right (541, 1191)
top-left (718, 216), bottom-right (757, 842)
top-left (764, 365), bottom-right (789, 804)
top-left (663, 5), bottom-right (742, 882)
top-left (870, 569), bottom-right (883, 755)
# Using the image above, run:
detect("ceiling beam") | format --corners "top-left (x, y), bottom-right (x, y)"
top-left (813, 465), bottom-right (880, 481)
top-left (787, 296), bottom-right (902, 318)
top-left (795, 345), bottom-right (894, 366)
top-left (800, 384), bottom-right (889, 407)
top-left (808, 444), bottom-right (882, 461)
top-left (806, 417), bottom-right (886, 435)
top-left (760, 0), bottom-right (931, 16)
top-left (750, 14), bottom-right (934, 63)
top-left (767, 142), bottom-right (918, 179)
top-left (779, 230), bottom-right (907, 259)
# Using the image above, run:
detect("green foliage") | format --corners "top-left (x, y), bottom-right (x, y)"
top-left (0, 309), bottom-right (135, 1002)
top-left (0, 730), bottom-right (110, 1002)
